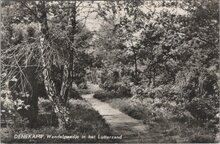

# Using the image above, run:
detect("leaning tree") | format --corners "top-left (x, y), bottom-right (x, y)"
top-left (1, 0), bottom-right (94, 129)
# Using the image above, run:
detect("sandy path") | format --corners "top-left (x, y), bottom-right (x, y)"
top-left (82, 94), bottom-right (162, 143)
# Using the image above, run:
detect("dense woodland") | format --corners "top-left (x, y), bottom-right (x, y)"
top-left (1, 0), bottom-right (219, 143)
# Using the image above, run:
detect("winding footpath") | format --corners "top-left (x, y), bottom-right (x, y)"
top-left (81, 94), bottom-right (162, 143)
top-left (81, 83), bottom-right (218, 143)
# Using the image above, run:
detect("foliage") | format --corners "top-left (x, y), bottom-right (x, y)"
top-left (94, 83), bottom-right (132, 101)
top-left (189, 134), bottom-right (215, 143)
top-left (1, 1), bottom-right (96, 128)
top-left (1, 0), bottom-right (219, 142)
top-left (1, 98), bottom-right (113, 143)
top-left (67, 88), bottom-right (82, 100)
top-left (1, 88), bottom-right (31, 128)
top-left (106, 97), bottom-right (216, 143)
top-left (95, 0), bottom-right (219, 128)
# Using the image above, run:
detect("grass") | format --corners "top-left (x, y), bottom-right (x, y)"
top-left (1, 98), bottom-right (116, 143)
top-left (67, 99), bottom-right (111, 134)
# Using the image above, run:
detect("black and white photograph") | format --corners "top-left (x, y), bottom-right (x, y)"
top-left (0, 0), bottom-right (219, 143)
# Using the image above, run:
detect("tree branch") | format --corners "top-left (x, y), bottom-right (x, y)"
top-left (20, 1), bottom-right (42, 23)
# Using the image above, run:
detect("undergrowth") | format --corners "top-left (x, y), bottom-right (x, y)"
top-left (1, 98), bottom-right (114, 143)
top-left (98, 96), bottom-right (216, 143)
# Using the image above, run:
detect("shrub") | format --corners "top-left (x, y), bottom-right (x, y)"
top-left (94, 91), bottom-right (117, 101)
top-left (0, 127), bottom-right (14, 143)
top-left (115, 83), bottom-right (132, 97)
top-left (38, 98), bottom-right (58, 127)
top-left (68, 88), bottom-right (82, 100)
top-left (78, 82), bottom-right (88, 89)
top-left (1, 91), bottom-right (29, 128)
top-left (13, 112), bottom-right (29, 128)
top-left (186, 97), bottom-right (217, 122)
top-left (107, 96), bottom-right (216, 143)
top-left (175, 70), bottom-right (219, 123)
top-left (94, 83), bottom-right (132, 101)
top-left (38, 98), bottom-right (53, 113)
top-left (189, 134), bottom-right (215, 143)
top-left (171, 108), bottom-right (196, 123)
top-left (68, 99), bottom-right (92, 109)
top-left (107, 98), bottom-right (151, 120)
top-left (37, 113), bottom-right (58, 127)
top-left (2, 99), bottom-right (113, 143)
top-left (100, 80), bottom-right (113, 91)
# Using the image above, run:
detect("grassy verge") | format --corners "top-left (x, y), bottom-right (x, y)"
top-left (1, 98), bottom-right (116, 143)
top-left (110, 98), bottom-right (216, 143)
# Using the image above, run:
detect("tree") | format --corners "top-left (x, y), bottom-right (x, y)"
top-left (95, 0), bottom-right (219, 123)
top-left (1, 0), bottom-right (94, 129)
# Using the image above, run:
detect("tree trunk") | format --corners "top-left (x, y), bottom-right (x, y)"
top-left (60, 1), bottom-right (76, 105)
top-left (27, 66), bottom-right (39, 128)
top-left (152, 70), bottom-right (156, 88)
top-left (38, 1), bottom-right (70, 129)
top-left (39, 46), bottom-right (70, 129)
top-left (132, 46), bottom-right (138, 84)
top-left (148, 67), bottom-right (152, 87)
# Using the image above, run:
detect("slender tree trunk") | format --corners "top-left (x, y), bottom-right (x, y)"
top-left (60, 1), bottom-right (76, 104)
top-left (38, 1), bottom-right (69, 129)
top-left (152, 69), bottom-right (156, 88)
top-left (148, 67), bottom-right (152, 87)
top-left (132, 46), bottom-right (138, 84)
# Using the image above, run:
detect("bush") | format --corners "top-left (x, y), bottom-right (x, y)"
top-left (37, 98), bottom-right (58, 127)
top-left (68, 88), bottom-right (82, 100)
top-left (94, 83), bottom-right (132, 101)
top-left (2, 99), bottom-right (113, 143)
top-left (93, 91), bottom-right (117, 101)
top-left (171, 109), bottom-right (196, 124)
top-left (189, 134), bottom-right (215, 143)
top-left (78, 82), bottom-right (88, 89)
top-left (37, 113), bottom-right (58, 127)
top-left (68, 99), bottom-right (92, 109)
top-left (38, 98), bottom-right (52, 111)
top-left (186, 97), bottom-right (217, 122)
top-left (106, 97), bottom-right (216, 143)
top-left (107, 98), bottom-right (151, 120)
top-left (175, 70), bottom-right (219, 123)
top-left (115, 84), bottom-right (132, 97)
top-left (1, 91), bottom-right (29, 128)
